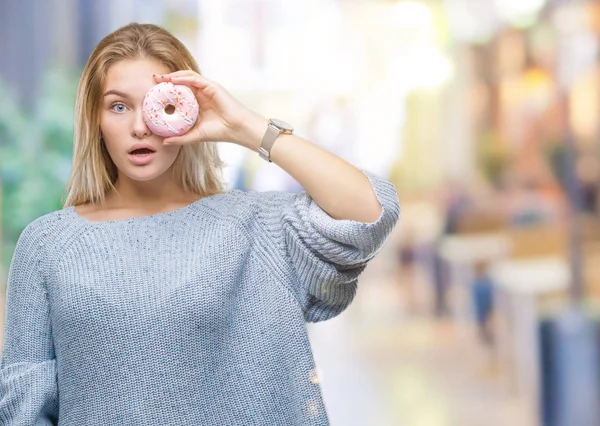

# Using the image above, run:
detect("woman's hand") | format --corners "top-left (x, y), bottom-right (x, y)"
top-left (154, 71), bottom-right (267, 150)
top-left (155, 73), bottom-right (384, 224)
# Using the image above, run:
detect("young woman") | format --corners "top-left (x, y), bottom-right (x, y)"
top-left (0, 23), bottom-right (399, 425)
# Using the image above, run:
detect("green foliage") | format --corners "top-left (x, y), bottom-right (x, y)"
top-left (0, 69), bottom-right (78, 277)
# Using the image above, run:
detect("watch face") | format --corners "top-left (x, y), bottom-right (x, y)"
top-left (270, 118), bottom-right (293, 132)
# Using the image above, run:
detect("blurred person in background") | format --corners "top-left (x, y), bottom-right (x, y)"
top-left (0, 22), bottom-right (400, 425)
top-left (470, 260), bottom-right (495, 346)
top-left (430, 181), bottom-right (472, 318)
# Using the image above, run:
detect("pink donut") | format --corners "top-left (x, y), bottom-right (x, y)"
top-left (142, 82), bottom-right (199, 137)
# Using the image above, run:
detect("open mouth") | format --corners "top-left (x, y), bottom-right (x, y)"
top-left (129, 148), bottom-right (155, 155)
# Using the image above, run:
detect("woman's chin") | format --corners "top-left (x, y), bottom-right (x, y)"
top-left (121, 165), bottom-right (169, 182)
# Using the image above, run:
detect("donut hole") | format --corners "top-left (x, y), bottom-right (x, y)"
top-left (164, 104), bottom-right (176, 115)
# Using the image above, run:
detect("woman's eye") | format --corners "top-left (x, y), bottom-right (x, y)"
top-left (111, 103), bottom-right (127, 113)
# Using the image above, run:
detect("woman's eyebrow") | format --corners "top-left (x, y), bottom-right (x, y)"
top-left (103, 89), bottom-right (130, 99)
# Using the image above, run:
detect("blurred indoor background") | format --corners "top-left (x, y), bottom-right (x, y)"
top-left (3, 0), bottom-right (600, 425)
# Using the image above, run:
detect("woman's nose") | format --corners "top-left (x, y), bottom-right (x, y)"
top-left (131, 109), bottom-right (152, 138)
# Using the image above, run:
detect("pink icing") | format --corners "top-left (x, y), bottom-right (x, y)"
top-left (142, 82), bottom-right (199, 137)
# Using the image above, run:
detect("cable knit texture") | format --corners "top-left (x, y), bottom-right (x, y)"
top-left (0, 170), bottom-right (399, 426)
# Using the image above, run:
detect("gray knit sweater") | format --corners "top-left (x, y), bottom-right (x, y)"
top-left (0, 170), bottom-right (399, 426)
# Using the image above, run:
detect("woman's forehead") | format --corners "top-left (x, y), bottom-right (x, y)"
top-left (103, 58), bottom-right (170, 97)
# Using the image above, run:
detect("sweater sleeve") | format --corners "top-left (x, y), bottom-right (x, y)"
top-left (0, 221), bottom-right (59, 426)
top-left (256, 170), bottom-right (400, 322)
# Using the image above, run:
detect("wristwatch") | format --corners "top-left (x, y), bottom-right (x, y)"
top-left (258, 118), bottom-right (293, 162)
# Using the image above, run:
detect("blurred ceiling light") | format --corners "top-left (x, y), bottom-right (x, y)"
top-left (386, 1), bottom-right (433, 30)
top-left (493, 0), bottom-right (547, 27)
top-left (262, 0), bottom-right (364, 94)
top-left (389, 46), bottom-right (454, 91)
top-left (443, 0), bottom-right (500, 43)
top-left (197, 0), bottom-right (358, 93)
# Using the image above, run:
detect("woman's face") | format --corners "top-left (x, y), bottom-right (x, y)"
top-left (100, 58), bottom-right (182, 182)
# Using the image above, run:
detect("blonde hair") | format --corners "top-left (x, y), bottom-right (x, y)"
top-left (63, 22), bottom-right (224, 207)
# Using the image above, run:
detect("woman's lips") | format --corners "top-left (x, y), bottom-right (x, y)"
top-left (128, 151), bottom-right (157, 165)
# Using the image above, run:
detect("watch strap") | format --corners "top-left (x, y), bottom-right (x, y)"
top-left (258, 122), bottom-right (282, 162)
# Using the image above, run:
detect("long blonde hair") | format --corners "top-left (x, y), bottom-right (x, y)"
top-left (63, 22), bottom-right (224, 207)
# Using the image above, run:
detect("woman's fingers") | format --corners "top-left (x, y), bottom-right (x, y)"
top-left (163, 119), bottom-right (225, 146)
top-left (155, 71), bottom-right (213, 89)
top-left (163, 69), bottom-right (197, 78)
top-left (154, 70), bottom-right (195, 80)
top-left (153, 74), bottom-right (218, 111)
top-left (166, 75), bottom-right (211, 90)
top-left (163, 125), bottom-right (204, 146)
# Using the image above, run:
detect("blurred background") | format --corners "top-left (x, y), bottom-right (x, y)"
top-left (3, 0), bottom-right (600, 425)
